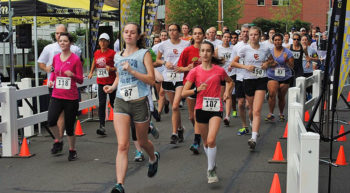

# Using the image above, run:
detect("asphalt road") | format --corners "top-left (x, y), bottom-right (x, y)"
top-left (0, 98), bottom-right (349, 193)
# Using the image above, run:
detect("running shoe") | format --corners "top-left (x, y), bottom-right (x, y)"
top-left (248, 138), bottom-right (256, 150)
top-left (265, 114), bottom-right (275, 122)
top-left (190, 143), bottom-right (200, 155)
top-left (231, 110), bottom-right (237, 117)
top-left (68, 150), bottom-right (77, 161)
top-left (51, 141), bottom-right (63, 154)
top-left (237, 127), bottom-right (249, 136)
top-left (164, 101), bottom-right (170, 114)
top-left (134, 150), bottom-right (145, 162)
top-left (279, 114), bottom-right (286, 122)
top-left (111, 183), bottom-right (125, 193)
top-left (178, 127), bottom-right (185, 143)
top-left (223, 117), bottom-right (230, 126)
top-left (96, 126), bottom-right (106, 136)
top-left (147, 152), bottom-right (160, 178)
top-left (249, 119), bottom-right (253, 127)
top-left (152, 110), bottom-right (161, 122)
top-left (170, 134), bottom-right (179, 144)
top-left (179, 100), bottom-right (184, 108)
top-left (207, 166), bottom-right (219, 184)
top-left (149, 122), bottom-right (159, 139)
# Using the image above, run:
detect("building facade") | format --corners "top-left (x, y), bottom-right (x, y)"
top-left (238, 0), bottom-right (330, 31)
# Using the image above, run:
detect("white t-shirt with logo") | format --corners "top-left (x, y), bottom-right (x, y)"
top-left (158, 39), bottom-right (190, 82)
top-left (38, 42), bottom-right (82, 79)
top-left (230, 41), bottom-right (248, 81)
top-left (152, 42), bottom-right (165, 73)
top-left (237, 44), bottom-right (271, 80)
top-left (217, 44), bottom-right (234, 76)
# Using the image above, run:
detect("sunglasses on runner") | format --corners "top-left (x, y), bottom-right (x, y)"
top-left (293, 38), bottom-right (300, 41)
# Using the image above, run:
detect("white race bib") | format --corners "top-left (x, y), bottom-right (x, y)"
top-left (275, 67), bottom-right (285, 77)
top-left (166, 71), bottom-right (181, 82)
top-left (97, 68), bottom-right (109, 78)
top-left (202, 97), bottom-right (220, 112)
top-left (254, 67), bottom-right (266, 78)
top-left (120, 85), bottom-right (139, 101)
top-left (55, 77), bottom-right (71, 90)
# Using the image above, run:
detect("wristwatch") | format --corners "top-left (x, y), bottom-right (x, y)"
top-left (194, 87), bottom-right (197, 95)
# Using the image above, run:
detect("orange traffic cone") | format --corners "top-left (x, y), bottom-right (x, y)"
top-left (324, 101), bottom-right (327, 110)
top-left (108, 107), bottom-right (114, 121)
top-left (269, 141), bottom-right (286, 163)
top-left (81, 108), bottom-right (88, 115)
top-left (19, 138), bottom-right (34, 157)
top-left (335, 145), bottom-right (347, 166)
top-left (304, 111), bottom-right (310, 122)
top-left (269, 173), bottom-right (282, 193)
top-left (281, 122), bottom-right (288, 139)
top-left (347, 91), bottom-right (350, 102)
top-left (92, 105), bottom-right (96, 109)
top-left (337, 125), bottom-right (347, 142)
top-left (108, 101), bottom-right (112, 108)
top-left (75, 120), bottom-right (85, 136)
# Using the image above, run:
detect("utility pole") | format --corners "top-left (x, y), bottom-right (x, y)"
top-left (218, 0), bottom-right (223, 31)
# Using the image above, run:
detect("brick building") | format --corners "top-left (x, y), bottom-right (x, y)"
top-left (238, 0), bottom-right (331, 31)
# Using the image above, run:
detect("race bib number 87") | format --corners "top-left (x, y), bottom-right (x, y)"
top-left (55, 77), bottom-right (71, 90)
top-left (120, 85), bottom-right (139, 101)
top-left (202, 97), bottom-right (220, 112)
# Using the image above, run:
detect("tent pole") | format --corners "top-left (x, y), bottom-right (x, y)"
top-left (2, 24), bottom-right (8, 77)
top-left (34, 16), bottom-right (42, 136)
top-left (85, 22), bottom-right (90, 74)
top-left (8, 0), bottom-right (15, 86)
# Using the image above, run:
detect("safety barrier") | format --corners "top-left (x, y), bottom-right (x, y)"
top-left (286, 70), bottom-right (322, 193)
top-left (0, 77), bottom-right (98, 157)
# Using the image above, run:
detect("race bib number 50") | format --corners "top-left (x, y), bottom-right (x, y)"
top-left (55, 77), bottom-right (71, 90)
top-left (120, 85), bottom-right (139, 101)
top-left (202, 97), bottom-right (220, 112)
top-left (254, 67), bottom-right (266, 78)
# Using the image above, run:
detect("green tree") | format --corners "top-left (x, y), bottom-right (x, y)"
top-left (270, 0), bottom-right (302, 31)
top-left (167, 0), bottom-right (243, 31)
top-left (128, 0), bottom-right (143, 24)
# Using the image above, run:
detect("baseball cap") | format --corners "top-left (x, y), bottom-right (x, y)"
top-left (235, 30), bottom-right (241, 34)
top-left (291, 27), bottom-right (296, 30)
top-left (300, 27), bottom-right (306, 32)
top-left (99, 33), bottom-right (110, 41)
top-left (216, 31), bottom-right (223, 36)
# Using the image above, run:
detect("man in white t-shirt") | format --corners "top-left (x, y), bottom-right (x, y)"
top-left (38, 24), bottom-right (82, 144)
top-left (206, 27), bottom-right (222, 48)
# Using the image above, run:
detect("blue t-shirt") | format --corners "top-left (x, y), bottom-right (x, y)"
top-left (114, 49), bottom-right (150, 100)
top-left (302, 46), bottom-right (317, 74)
top-left (267, 47), bottom-right (293, 81)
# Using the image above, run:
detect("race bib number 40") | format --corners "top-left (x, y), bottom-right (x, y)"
top-left (166, 72), bottom-right (181, 81)
top-left (120, 85), bottom-right (139, 101)
top-left (254, 67), bottom-right (266, 78)
top-left (275, 67), bottom-right (285, 77)
top-left (97, 68), bottom-right (109, 78)
top-left (202, 97), bottom-right (220, 112)
top-left (55, 77), bottom-right (71, 90)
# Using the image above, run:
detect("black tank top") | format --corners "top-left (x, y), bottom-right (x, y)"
top-left (289, 44), bottom-right (304, 78)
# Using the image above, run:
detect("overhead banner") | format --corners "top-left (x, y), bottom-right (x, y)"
top-left (119, 0), bottom-right (131, 49)
top-left (338, 1), bottom-right (350, 99)
top-left (142, 0), bottom-right (160, 47)
top-left (89, 0), bottom-right (105, 60)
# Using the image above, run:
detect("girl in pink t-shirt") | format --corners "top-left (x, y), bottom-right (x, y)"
top-left (47, 33), bottom-right (83, 161)
top-left (182, 41), bottom-right (233, 184)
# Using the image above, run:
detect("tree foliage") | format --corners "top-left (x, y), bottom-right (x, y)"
top-left (269, 0), bottom-right (303, 31)
top-left (252, 18), bottom-right (310, 33)
top-left (167, 0), bottom-right (243, 31)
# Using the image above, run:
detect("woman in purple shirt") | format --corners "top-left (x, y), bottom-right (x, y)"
top-left (47, 32), bottom-right (83, 161)
top-left (266, 33), bottom-right (294, 122)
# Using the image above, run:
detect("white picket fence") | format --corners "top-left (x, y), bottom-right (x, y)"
top-left (0, 77), bottom-right (98, 157)
top-left (286, 70), bottom-right (322, 193)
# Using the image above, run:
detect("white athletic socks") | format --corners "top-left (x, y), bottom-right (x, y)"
top-left (203, 146), bottom-right (208, 156)
top-left (252, 132), bottom-right (258, 141)
top-left (207, 146), bottom-right (217, 171)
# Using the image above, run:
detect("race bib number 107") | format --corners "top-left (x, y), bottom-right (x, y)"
top-left (202, 97), bottom-right (220, 112)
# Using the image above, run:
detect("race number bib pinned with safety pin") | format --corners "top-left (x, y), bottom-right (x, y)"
top-left (275, 67), bottom-right (285, 77)
top-left (202, 97), bottom-right (220, 112)
top-left (166, 71), bottom-right (181, 82)
top-left (55, 77), bottom-right (71, 90)
top-left (254, 67), bottom-right (266, 78)
top-left (120, 85), bottom-right (139, 101)
top-left (97, 68), bottom-right (109, 78)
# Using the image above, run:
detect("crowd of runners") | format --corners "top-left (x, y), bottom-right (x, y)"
top-left (39, 22), bottom-right (328, 193)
